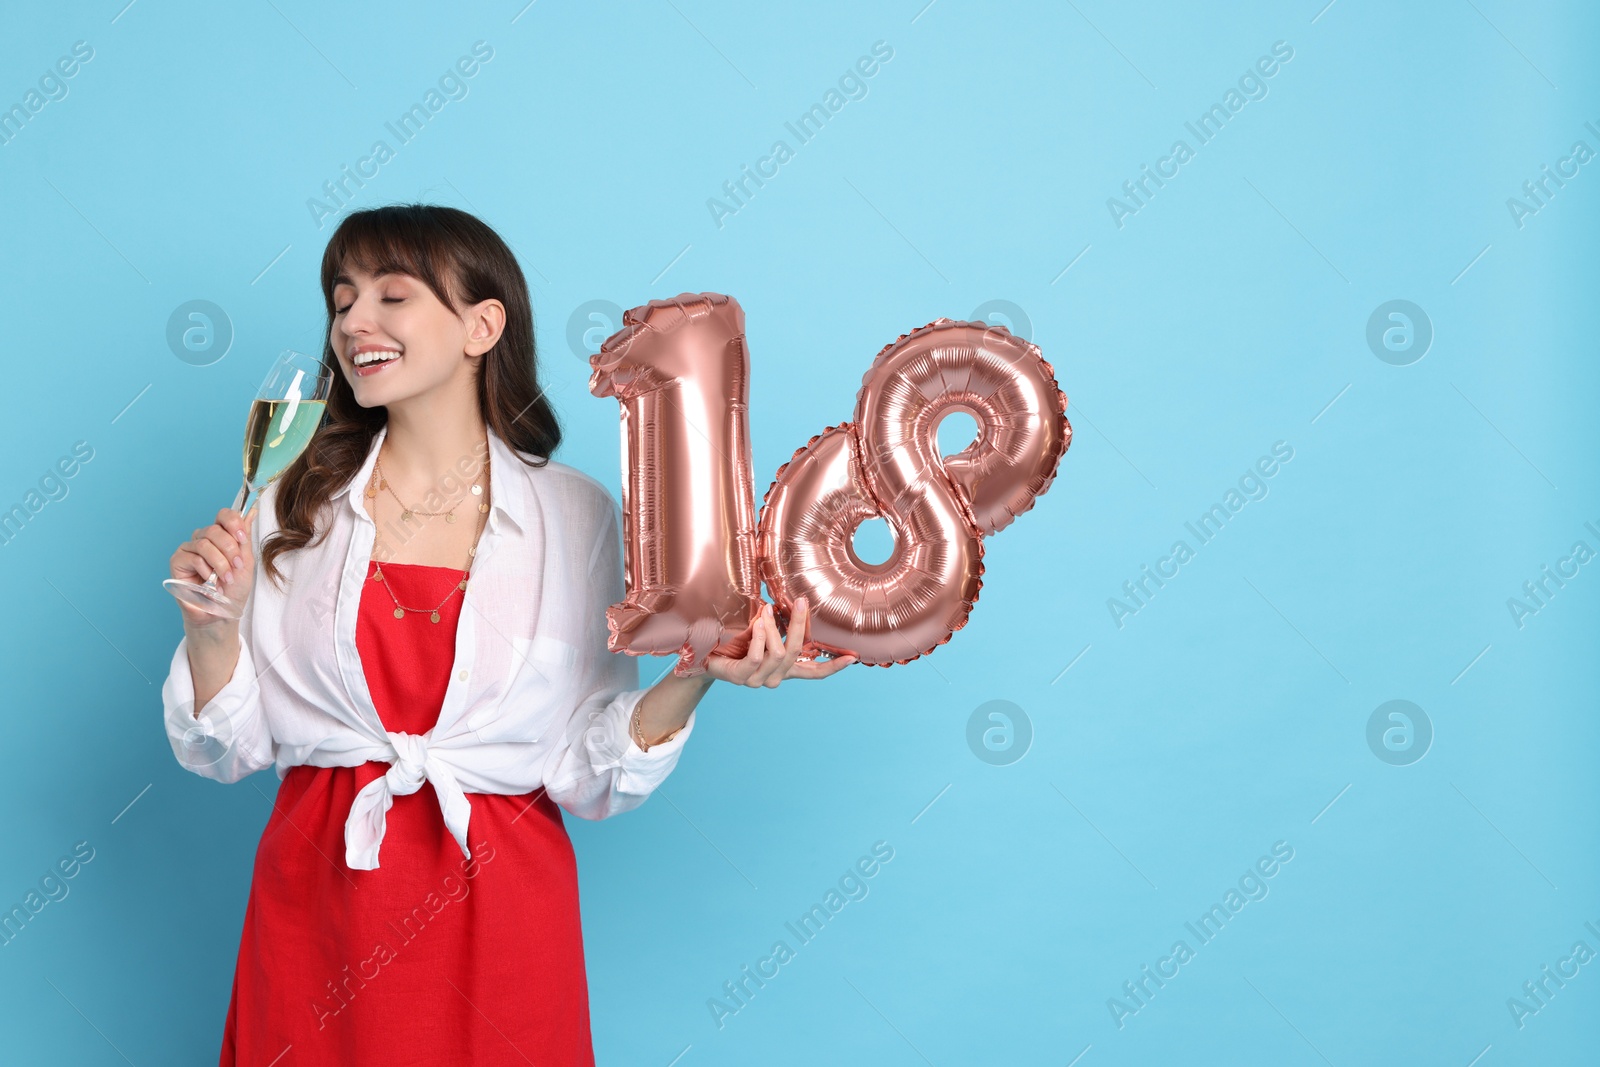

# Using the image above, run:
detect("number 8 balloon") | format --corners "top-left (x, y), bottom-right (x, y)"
top-left (589, 292), bottom-right (1070, 675)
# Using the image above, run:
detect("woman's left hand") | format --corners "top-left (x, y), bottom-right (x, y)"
top-left (703, 597), bottom-right (856, 687)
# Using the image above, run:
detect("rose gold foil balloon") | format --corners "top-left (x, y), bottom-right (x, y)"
top-left (591, 298), bottom-right (1070, 672)
top-left (758, 319), bottom-right (1070, 667)
top-left (589, 293), bottom-right (763, 676)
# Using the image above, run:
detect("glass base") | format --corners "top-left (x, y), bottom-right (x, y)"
top-left (163, 576), bottom-right (244, 620)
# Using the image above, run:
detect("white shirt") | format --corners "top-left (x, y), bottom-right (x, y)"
top-left (160, 424), bottom-right (697, 870)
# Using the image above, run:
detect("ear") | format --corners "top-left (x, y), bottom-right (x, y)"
top-left (464, 298), bottom-right (507, 357)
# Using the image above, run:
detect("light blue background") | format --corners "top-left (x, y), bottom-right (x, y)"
top-left (1, 0), bottom-right (1596, 1063)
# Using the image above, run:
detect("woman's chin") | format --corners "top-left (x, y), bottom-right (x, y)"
top-left (350, 383), bottom-right (398, 409)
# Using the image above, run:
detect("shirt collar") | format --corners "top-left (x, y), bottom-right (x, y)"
top-left (334, 423), bottom-right (530, 535)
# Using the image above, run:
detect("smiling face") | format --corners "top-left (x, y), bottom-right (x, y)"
top-left (330, 264), bottom-right (501, 410)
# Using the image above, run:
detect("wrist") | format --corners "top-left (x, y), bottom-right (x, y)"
top-left (184, 618), bottom-right (240, 646)
top-left (631, 703), bottom-right (687, 751)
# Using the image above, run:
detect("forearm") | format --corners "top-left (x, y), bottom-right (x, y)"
top-left (634, 669), bottom-right (713, 746)
top-left (185, 622), bottom-right (242, 716)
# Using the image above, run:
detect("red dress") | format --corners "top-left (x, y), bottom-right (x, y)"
top-left (219, 561), bottom-right (595, 1065)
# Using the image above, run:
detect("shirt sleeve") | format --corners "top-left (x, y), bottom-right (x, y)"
top-left (160, 500), bottom-right (277, 784)
top-left (541, 487), bottom-right (697, 820)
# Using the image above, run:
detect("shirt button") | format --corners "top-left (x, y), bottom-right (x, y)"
top-left (458, 670), bottom-right (469, 681)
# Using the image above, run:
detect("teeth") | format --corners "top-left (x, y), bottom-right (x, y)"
top-left (354, 349), bottom-right (401, 366)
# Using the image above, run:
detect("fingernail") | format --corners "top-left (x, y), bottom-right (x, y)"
top-left (220, 570), bottom-right (232, 584)
top-left (233, 555), bottom-right (244, 570)
top-left (236, 530), bottom-right (248, 544)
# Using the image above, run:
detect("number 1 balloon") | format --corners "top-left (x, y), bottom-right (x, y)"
top-left (587, 293), bottom-right (763, 677)
top-left (589, 293), bottom-right (1070, 675)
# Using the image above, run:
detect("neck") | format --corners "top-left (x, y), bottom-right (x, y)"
top-left (381, 396), bottom-right (489, 487)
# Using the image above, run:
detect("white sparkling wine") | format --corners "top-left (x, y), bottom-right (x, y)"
top-left (243, 397), bottom-right (326, 489)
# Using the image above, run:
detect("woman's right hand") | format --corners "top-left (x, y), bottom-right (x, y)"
top-left (170, 506), bottom-right (255, 629)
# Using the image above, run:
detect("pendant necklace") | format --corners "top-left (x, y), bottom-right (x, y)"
top-left (366, 444), bottom-right (491, 623)
top-left (369, 450), bottom-right (489, 524)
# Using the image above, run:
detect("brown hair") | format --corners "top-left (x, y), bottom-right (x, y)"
top-left (261, 204), bottom-right (561, 585)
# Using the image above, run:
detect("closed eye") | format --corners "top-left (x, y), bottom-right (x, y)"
top-left (334, 297), bottom-right (404, 315)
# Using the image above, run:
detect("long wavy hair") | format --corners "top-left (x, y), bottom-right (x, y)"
top-left (261, 204), bottom-right (561, 585)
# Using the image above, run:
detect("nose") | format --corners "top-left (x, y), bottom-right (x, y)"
top-left (337, 293), bottom-right (381, 343)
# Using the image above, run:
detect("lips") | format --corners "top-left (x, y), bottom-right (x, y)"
top-left (351, 348), bottom-right (401, 376)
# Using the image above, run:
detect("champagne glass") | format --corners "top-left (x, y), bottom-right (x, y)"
top-left (163, 349), bottom-right (333, 619)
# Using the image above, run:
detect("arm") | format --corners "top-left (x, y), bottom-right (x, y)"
top-left (541, 495), bottom-right (706, 820)
top-left (635, 670), bottom-right (712, 747)
top-left (538, 479), bottom-right (855, 817)
top-left (161, 505), bottom-right (276, 783)
top-left (541, 661), bottom-right (707, 822)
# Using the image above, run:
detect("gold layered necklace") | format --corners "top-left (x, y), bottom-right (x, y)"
top-left (371, 451), bottom-right (489, 524)
top-left (365, 444), bottom-right (491, 623)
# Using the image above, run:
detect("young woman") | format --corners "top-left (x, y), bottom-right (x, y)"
top-left (161, 204), bottom-right (854, 1065)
